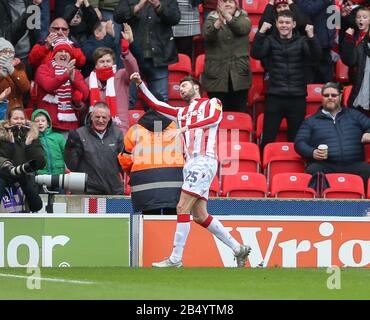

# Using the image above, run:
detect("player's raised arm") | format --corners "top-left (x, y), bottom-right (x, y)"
top-left (130, 72), bottom-right (179, 121)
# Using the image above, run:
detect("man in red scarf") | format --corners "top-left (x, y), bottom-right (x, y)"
top-left (86, 23), bottom-right (139, 136)
top-left (34, 38), bottom-right (89, 134)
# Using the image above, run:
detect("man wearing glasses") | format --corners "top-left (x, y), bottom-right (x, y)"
top-left (0, 37), bottom-right (30, 111)
top-left (29, 18), bottom-right (86, 69)
top-left (294, 82), bottom-right (370, 187)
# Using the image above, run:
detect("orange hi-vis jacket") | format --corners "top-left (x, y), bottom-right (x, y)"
top-left (118, 121), bottom-right (184, 174)
top-left (118, 118), bottom-right (184, 213)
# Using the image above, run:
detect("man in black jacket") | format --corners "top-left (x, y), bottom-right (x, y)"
top-left (295, 82), bottom-right (370, 186)
top-left (251, 10), bottom-right (321, 152)
top-left (113, 0), bottom-right (180, 106)
top-left (64, 102), bottom-right (124, 195)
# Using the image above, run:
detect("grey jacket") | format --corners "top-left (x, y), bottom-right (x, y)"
top-left (65, 121), bottom-right (124, 195)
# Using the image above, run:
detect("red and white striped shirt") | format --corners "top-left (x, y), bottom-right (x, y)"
top-left (138, 82), bottom-right (223, 159)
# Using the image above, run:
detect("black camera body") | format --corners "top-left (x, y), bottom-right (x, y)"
top-left (9, 125), bottom-right (31, 138)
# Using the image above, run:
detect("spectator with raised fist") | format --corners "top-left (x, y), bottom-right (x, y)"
top-left (251, 10), bottom-right (321, 151)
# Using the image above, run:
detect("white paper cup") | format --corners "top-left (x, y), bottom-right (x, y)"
top-left (318, 144), bottom-right (328, 159)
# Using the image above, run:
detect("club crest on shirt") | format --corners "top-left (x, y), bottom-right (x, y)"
top-left (214, 102), bottom-right (222, 111)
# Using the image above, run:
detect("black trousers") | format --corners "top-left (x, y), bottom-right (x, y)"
top-left (305, 161), bottom-right (370, 189)
top-left (260, 95), bottom-right (306, 151)
top-left (208, 89), bottom-right (248, 113)
top-left (0, 174), bottom-right (43, 212)
top-left (306, 48), bottom-right (335, 84)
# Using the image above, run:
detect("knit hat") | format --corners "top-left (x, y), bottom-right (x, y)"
top-left (52, 37), bottom-right (74, 58)
top-left (274, 0), bottom-right (289, 6)
top-left (0, 38), bottom-right (14, 53)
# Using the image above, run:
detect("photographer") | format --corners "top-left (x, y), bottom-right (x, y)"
top-left (0, 107), bottom-right (46, 212)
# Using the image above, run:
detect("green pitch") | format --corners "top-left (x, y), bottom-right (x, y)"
top-left (0, 267), bottom-right (369, 300)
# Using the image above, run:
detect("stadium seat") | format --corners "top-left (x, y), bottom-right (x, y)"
top-left (248, 58), bottom-right (265, 121)
top-left (221, 172), bottom-right (267, 198)
top-left (365, 144), bottom-right (370, 163)
top-left (218, 141), bottom-right (261, 178)
top-left (168, 82), bottom-right (188, 107)
top-left (323, 173), bottom-right (365, 199)
top-left (194, 54), bottom-right (205, 81)
top-left (24, 108), bottom-right (33, 120)
top-left (219, 112), bottom-right (254, 143)
top-left (270, 173), bottom-right (316, 198)
top-left (306, 84), bottom-right (324, 116)
top-left (128, 110), bottom-right (145, 127)
top-left (335, 58), bottom-right (349, 83)
top-left (342, 85), bottom-right (352, 108)
top-left (241, 0), bottom-right (267, 14)
top-left (168, 53), bottom-right (192, 83)
top-left (249, 25), bottom-right (259, 42)
top-left (262, 142), bottom-right (306, 186)
top-left (209, 175), bottom-right (220, 197)
top-left (255, 113), bottom-right (288, 145)
top-left (192, 4), bottom-right (205, 61)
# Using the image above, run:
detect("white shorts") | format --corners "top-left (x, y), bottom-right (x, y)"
top-left (182, 155), bottom-right (218, 201)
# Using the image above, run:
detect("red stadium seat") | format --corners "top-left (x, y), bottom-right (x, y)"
top-left (262, 142), bottom-right (305, 186)
top-left (168, 53), bottom-right (192, 83)
top-left (218, 141), bottom-right (261, 178)
top-left (255, 113), bottom-right (288, 145)
top-left (241, 0), bottom-right (268, 14)
top-left (342, 85), bottom-right (352, 108)
top-left (248, 58), bottom-right (265, 120)
top-left (128, 109), bottom-right (145, 127)
top-left (365, 144), bottom-right (370, 163)
top-left (323, 173), bottom-right (365, 199)
top-left (335, 59), bottom-right (349, 83)
top-left (209, 175), bottom-right (220, 197)
top-left (249, 25), bottom-right (259, 42)
top-left (168, 82), bottom-right (188, 107)
top-left (219, 112), bottom-right (254, 143)
top-left (194, 54), bottom-right (205, 80)
top-left (221, 172), bottom-right (267, 198)
top-left (270, 173), bottom-right (316, 198)
top-left (24, 108), bottom-right (33, 120)
top-left (306, 84), bottom-right (324, 116)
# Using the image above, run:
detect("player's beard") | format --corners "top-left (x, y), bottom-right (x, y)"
top-left (182, 87), bottom-right (196, 102)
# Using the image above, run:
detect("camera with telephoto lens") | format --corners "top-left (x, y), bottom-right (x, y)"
top-left (35, 172), bottom-right (87, 193)
top-left (0, 159), bottom-right (38, 177)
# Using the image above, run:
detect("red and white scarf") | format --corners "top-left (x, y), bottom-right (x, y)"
top-left (44, 60), bottom-right (77, 122)
top-left (89, 67), bottom-right (120, 124)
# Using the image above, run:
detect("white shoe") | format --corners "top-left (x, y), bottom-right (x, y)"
top-left (152, 257), bottom-right (183, 268)
top-left (235, 245), bottom-right (251, 268)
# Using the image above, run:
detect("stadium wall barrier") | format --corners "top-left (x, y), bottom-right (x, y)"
top-left (0, 214), bottom-right (130, 267)
top-left (138, 215), bottom-right (370, 268)
top-left (2, 196), bottom-right (370, 217)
